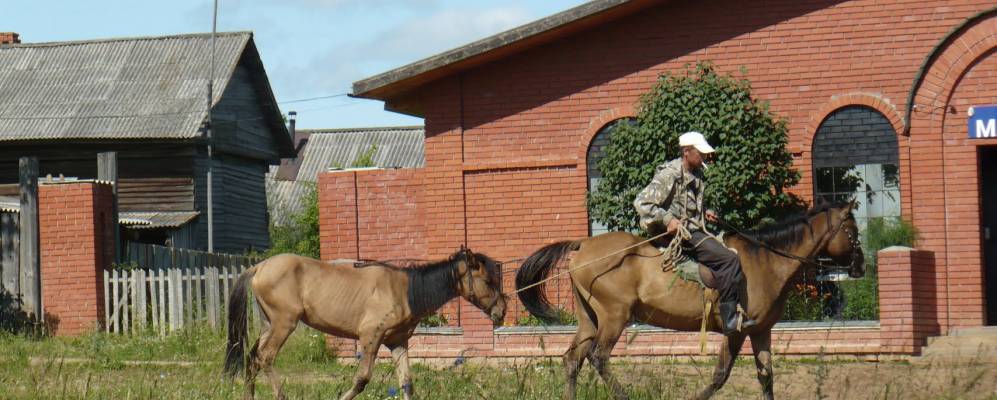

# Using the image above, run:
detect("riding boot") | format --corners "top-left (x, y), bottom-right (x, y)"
top-left (719, 300), bottom-right (757, 335)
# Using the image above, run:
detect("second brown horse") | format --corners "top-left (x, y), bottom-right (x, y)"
top-left (224, 247), bottom-right (507, 400)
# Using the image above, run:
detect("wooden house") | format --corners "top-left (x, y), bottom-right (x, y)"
top-left (0, 32), bottom-right (293, 253)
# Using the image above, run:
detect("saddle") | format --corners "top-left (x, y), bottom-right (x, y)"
top-left (671, 255), bottom-right (719, 290)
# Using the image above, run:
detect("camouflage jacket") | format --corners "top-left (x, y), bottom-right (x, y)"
top-left (633, 158), bottom-right (707, 232)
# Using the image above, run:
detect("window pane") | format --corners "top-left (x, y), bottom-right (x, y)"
top-left (865, 190), bottom-right (885, 218)
top-left (881, 189), bottom-right (901, 217)
top-left (816, 167), bottom-right (835, 194)
top-left (863, 164), bottom-right (885, 192)
top-left (883, 163), bottom-right (900, 189)
top-left (837, 166), bottom-right (864, 194)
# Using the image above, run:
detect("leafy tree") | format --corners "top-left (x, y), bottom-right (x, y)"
top-left (588, 62), bottom-right (805, 232)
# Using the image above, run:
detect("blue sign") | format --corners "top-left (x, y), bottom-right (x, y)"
top-left (969, 105), bottom-right (997, 139)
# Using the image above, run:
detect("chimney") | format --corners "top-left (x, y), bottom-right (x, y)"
top-left (276, 111), bottom-right (309, 181)
top-left (288, 111), bottom-right (297, 141)
top-left (0, 32), bottom-right (20, 45)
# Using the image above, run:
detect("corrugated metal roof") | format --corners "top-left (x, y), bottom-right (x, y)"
top-left (119, 211), bottom-right (200, 229)
top-left (0, 200), bottom-right (197, 229)
top-left (0, 195), bottom-right (18, 213)
top-left (0, 32), bottom-right (251, 141)
top-left (266, 126), bottom-right (425, 225)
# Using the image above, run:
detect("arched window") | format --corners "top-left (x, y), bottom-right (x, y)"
top-left (812, 106), bottom-right (900, 230)
top-left (586, 118), bottom-right (636, 236)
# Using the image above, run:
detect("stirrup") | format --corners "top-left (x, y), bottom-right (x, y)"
top-left (736, 304), bottom-right (756, 332)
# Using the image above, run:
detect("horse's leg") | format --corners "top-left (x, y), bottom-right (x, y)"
top-left (388, 341), bottom-right (413, 400)
top-left (244, 337), bottom-right (264, 400)
top-left (244, 315), bottom-right (272, 400)
top-left (563, 291), bottom-right (597, 400)
top-left (255, 317), bottom-right (297, 400)
top-left (587, 306), bottom-right (630, 400)
top-left (750, 330), bottom-right (774, 400)
top-left (694, 332), bottom-right (746, 400)
top-left (339, 330), bottom-right (385, 400)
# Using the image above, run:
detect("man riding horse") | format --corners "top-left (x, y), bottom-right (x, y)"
top-left (633, 131), bottom-right (757, 336)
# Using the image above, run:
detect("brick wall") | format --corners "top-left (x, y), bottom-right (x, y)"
top-left (411, 0), bottom-right (996, 332)
top-left (318, 0), bottom-right (997, 356)
top-left (38, 181), bottom-right (114, 335)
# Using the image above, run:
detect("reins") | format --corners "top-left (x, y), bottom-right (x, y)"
top-left (715, 212), bottom-right (856, 270)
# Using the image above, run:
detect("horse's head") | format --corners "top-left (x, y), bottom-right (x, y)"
top-left (455, 247), bottom-right (507, 325)
top-left (820, 201), bottom-right (865, 278)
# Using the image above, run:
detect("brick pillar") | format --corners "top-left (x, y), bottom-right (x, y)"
top-left (318, 170), bottom-right (359, 261)
top-left (39, 181), bottom-right (114, 335)
top-left (878, 246), bottom-right (938, 354)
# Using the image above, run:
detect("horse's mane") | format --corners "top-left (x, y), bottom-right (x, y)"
top-left (357, 250), bottom-right (500, 318)
top-left (735, 200), bottom-right (846, 253)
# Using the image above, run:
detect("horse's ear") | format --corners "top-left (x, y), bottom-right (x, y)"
top-left (839, 197), bottom-right (858, 217)
top-left (847, 197), bottom-right (859, 211)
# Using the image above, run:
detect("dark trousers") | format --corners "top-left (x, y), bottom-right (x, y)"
top-left (686, 230), bottom-right (743, 303)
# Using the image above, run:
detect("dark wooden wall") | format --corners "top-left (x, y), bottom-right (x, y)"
top-left (212, 59), bottom-right (282, 161)
top-left (191, 152), bottom-right (270, 253)
top-left (0, 144), bottom-right (196, 212)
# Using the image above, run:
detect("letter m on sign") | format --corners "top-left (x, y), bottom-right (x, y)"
top-left (978, 119), bottom-right (996, 138)
top-left (969, 105), bottom-right (997, 139)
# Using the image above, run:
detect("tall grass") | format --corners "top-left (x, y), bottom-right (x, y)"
top-left (1, 324), bottom-right (994, 399)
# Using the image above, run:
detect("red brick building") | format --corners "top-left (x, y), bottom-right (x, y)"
top-left (319, 0), bottom-right (997, 358)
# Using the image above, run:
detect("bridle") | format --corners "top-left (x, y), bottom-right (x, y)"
top-left (457, 245), bottom-right (503, 313)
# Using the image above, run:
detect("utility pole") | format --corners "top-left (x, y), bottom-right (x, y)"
top-left (206, 0), bottom-right (218, 253)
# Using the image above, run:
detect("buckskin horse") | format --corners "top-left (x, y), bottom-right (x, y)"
top-left (224, 247), bottom-right (507, 400)
top-left (516, 202), bottom-right (864, 400)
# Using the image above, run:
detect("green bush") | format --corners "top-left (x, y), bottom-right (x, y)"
top-left (588, 62), bottom-right (805, 232)
top-left (418, 313), bottom-right (449, 327)
top-left (517, 307), bottom-right (577, 326)
top-left (267, 183), bottom-right (320, 259)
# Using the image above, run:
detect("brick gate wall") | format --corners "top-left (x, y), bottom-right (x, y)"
top-left (38, 181), bottom-right (114, 335)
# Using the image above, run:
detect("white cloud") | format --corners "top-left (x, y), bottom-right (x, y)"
top-left (284, 5), bottom-right (532, 97)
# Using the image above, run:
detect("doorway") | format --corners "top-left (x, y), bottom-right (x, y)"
top-left (981, 146), bottom-right (997, 325)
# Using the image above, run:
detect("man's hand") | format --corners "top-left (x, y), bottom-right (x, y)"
top-left (705, 210), bottom-right (719, 223)
top-left (666, 218), bottom-right (682, 235)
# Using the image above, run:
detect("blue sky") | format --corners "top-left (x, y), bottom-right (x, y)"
top-left (7, 0), bottom-right (587, 129)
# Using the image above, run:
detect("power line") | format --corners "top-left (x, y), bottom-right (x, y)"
top-left (277, 93), bottom-right (350, 104)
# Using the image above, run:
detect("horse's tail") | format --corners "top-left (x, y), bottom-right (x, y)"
top-left (515, 240), bottom-right (580, 323)
top-left (223, 264), bottom-right (259, 379)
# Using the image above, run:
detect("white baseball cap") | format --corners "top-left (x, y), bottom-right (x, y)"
top-left (678, 131), bottom-right (715, 154)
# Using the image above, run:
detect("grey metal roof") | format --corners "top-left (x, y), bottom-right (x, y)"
top-left (0, 198), bottom-right (197, 229)
top-left (266, 126), bottom-right (425, 225)
top-left (0, 195), bottom-right (17, 213)
top-left (119, 211), bottom-right (200, 229)
top-left (0, 32), bottom-right (266, 142)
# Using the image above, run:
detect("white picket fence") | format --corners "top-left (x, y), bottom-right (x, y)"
top-left (103, 265), bottom-right (260, 334)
